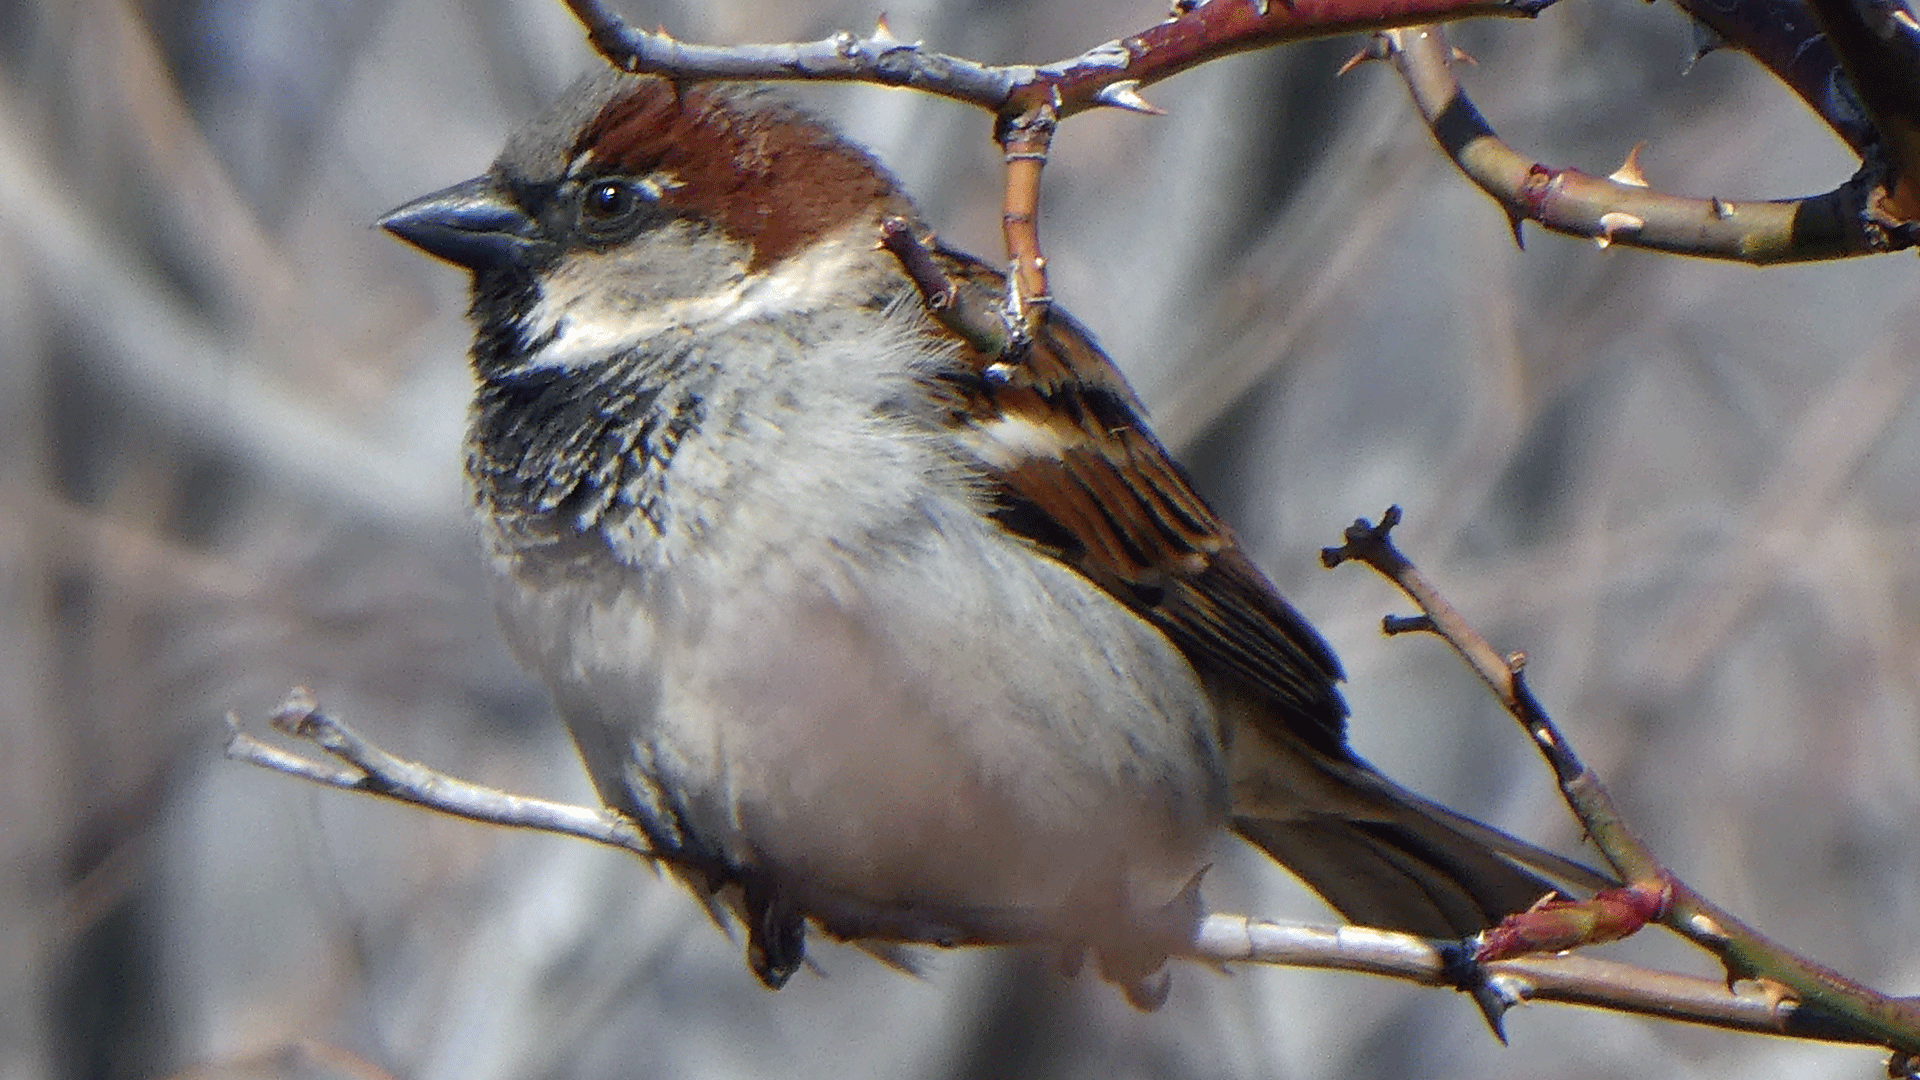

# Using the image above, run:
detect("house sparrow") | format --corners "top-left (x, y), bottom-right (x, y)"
top-left (381, 71), bottom-right (1599, 1006)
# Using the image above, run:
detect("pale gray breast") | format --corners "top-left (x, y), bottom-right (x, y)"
top-left (472, 294), bottom-right (1230, 923)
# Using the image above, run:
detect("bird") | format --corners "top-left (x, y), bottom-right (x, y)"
top-left (379, 69), bottom-right (1601, 1007)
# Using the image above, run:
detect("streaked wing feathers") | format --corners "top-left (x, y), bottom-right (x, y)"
top-left (926, 247), bottom-right (1349, 756)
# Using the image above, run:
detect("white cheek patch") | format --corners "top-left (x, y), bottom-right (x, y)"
top-left (509, 229), bottom-right (878, 374)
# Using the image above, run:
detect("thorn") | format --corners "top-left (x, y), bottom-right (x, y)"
top-left (1124, 967), bottom-right (1173, 1011)
top-left (1440, 939), bottom-right (1522, 1042)
top-left (1473, 985), bottom-right (1511, 1042)
top-left (1685, 18), bottom-right (1726, 72)
top-left (1747, 977), bottom-right (1801, 1030)
top-left (1593, 211), bottom-right (1645, 249)
top-left (1506, 210), bottom-right (1527, 250)
top-left (1711, 196), bottom-right (1734, 219)
top-left (1092, 80), bottom-right (1165, 115)
top-left (1057, 945), bottom-right (1086, 979)
top-left (1382, 613), bottom-right (1435, 635)
top-left (872, 13), bottom-right (898, 43)
top-left (1687, 912), bottom-right (1730, 947)
top-left (1470, 973), bottom-right (1536, 1042)
top-left (1449, 45), bottom-right (1479, 66)
top-left (1608, 142), bottom-right (1650, 188)
top-left (1336, 35), bottom-right (1394, 76)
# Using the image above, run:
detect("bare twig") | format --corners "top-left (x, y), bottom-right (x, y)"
top-left (1369, 26), bottom-right (1914, 262)
top-left (1193, 915), bottom-right (1893, 1044)
top-left (229, 686), bottom-right (1914, 1050)
top-left (224, 688), bottom-right (657, 859)
top-left (1323, 507), bottom-right (1920, 1059)
top-left (877, 218), bottom-right (1008, 355)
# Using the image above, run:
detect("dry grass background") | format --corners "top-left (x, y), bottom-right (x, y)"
top-left (2, 0), bottom-right (1918, 1076)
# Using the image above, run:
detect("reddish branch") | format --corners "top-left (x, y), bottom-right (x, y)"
top-left (560, 0), bottom-right (1916, 321)
top-left (1324, 507), bottom-right (1920, 1061)
top-left (996, 103), bottom-right (1058, 340)
top-left (559, 0), bottom-right (1561, 332)
top-left (560, 0), bottom-right (1556, 117)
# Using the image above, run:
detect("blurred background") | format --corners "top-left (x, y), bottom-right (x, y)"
top-left (3, 0), bottom-right (1917, 1075)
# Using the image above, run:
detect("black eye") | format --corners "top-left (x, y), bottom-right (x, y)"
top-left (585, 180), bottom-right (634, 218)
top-left (577, 179), bottom-right (650, 239)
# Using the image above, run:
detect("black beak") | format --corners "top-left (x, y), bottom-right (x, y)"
top-left (379, 176), bottom-right (540, 272)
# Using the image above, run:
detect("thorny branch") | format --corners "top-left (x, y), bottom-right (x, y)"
top-left (559, 0), bottom-right (1554, 117)
top-left (226, 688), bottom-right (1908, 1050)
top-left (559, 0), bottom-right (1919, 294)
top-left (1354, 26), bottom-right (1916, 262)
top-left (1323, 507), bottom-right (1920, 1065)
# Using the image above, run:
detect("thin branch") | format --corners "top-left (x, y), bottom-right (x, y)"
top-left (877, 218), bottom-right (1008, 354)
top-left (1369, 26), bottom-right (1915, 262)
top-left (559, 0), bottom-right (1557, 118)
top-left (224, 688), bottom-right (657, 860)
top-left (997, 101), bottom-right (1058, 341)
top-left (230, 686), bottom-right (1913, 1050)
top-left (1322, 507), bottom-right (1920, 1058)
top-left (557, 0), bottom-right (1564, 309)
top-left (1191, 916), bottom-right (1886, 1044)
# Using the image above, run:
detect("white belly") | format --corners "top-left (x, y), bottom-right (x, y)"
top-left (492, 504), bottom-right (1227, 941)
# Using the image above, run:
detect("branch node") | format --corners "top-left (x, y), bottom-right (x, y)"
top-left (269, 686), bottom-right (322, 737)
top-left (1319, 505), bottom-right (1404, 568)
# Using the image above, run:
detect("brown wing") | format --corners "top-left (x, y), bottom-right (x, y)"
top-left (925, 248), bottom-right (1350, 758)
